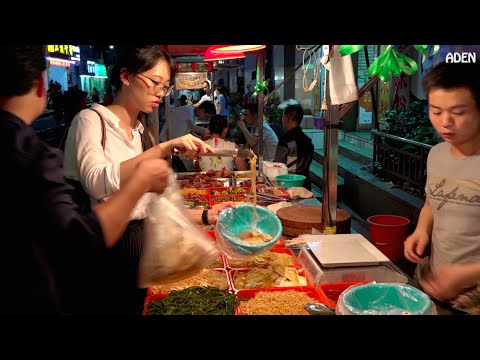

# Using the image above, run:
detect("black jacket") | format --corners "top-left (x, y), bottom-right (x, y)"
top-left (0, 110), bottom-right (104, 314)
top-left (274, 127), bottom-right (314, 190)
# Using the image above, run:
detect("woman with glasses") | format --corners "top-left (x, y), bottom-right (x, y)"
top-left (62, 45), bottom-right (213, 314)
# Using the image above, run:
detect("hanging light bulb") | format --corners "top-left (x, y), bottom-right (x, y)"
top-left (211, 45), bottom-right (266, 53)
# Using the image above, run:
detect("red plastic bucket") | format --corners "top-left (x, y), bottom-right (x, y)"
top-left (367, 215), bottom-right (411, 261)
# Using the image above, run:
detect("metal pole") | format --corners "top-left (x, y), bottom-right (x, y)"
top-left (151, 108), bottom-right (159, 145)
top-left (164, 93), bottom-right (172, 166)
top-left (321, 45), bottom-right (339, 234)
top-left (257, 49), bottom-right (265, 181)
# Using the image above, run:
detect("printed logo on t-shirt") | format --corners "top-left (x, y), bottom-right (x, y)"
top-left (429, 176), bottom-right (480, 210)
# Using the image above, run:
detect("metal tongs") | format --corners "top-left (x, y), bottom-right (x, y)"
top-left (172, 147), bottom-right (254, 159)
top-left (304, 303), bottom-right (335, 315)
top-left (246, 192), bottom-right (289, 203)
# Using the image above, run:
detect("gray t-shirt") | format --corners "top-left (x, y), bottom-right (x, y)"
top-left (426, 142), bottom-right (480, 268)
top-left (250, 121), bottom-right (279, 162)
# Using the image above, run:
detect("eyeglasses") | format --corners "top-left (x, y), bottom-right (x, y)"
top-left (138, 73), bottom-right (173, 96)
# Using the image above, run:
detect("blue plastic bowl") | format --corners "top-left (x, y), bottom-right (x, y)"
top-left (341, 283), bottom-right (433, 315)
top-left (216, 204), bottom-right (283, 256)
top-left (275, 174), bottom-right (306, 189)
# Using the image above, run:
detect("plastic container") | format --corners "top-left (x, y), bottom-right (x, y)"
top-left (317, 281), bottom-right (368, 308)
top-left (262, 161), bottom-right (288, 184)
top-left (235, 286), bottom-right (328, 315)
top-left (367, 215), bottom-right (411, 261)
top-left (146, 268), bottom-right (230, 297)
top-left (336, 283), bottom-right (436, 315)
top-left (225, 247), bottom-right (300, 269)
top-left (297, 247), bottom-right (408, 286)
top-left (229, 266), bottom-right (314, 292)
top-left (144, 287), bottom-right (237, 315)
top-left (216, 203), bottom-right (283, 257)
top-left (275, 174), bottom-right (306, 189)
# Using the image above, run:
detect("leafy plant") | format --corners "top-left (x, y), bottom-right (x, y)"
top-left (380, 101), bottom-right (440, 146)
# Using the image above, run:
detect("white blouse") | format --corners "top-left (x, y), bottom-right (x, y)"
top-left (63, 104), bottom-right (152, 220)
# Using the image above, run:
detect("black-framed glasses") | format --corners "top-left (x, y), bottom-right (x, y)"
top-left (138, 73), bottom-right (173, 96)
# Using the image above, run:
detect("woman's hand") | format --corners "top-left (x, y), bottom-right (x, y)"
top-left (134, 158), bottom-right (172, 194)
top-left (160, 134), bottom-right (213, 159)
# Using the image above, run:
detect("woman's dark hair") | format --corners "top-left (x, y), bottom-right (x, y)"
top-left (208, 114), bottom-right (229, 136)
top-left (109, 45), bottom-right (175, 91)
top-left (109, 45), bottom-right (175, 149)
top-left (422, 61), bottom-right (480, 107)
top-left (1, 45), bottom-right (46, 97)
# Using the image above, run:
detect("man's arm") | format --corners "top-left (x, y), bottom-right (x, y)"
top-left (273, 141), bottom-right (288, 164)
top-left (186, 120), bottom-right (207, 135)
top-left (237, 120), bottom-right (257, 148)
top-left (415, 197), bottom-right (434, 239)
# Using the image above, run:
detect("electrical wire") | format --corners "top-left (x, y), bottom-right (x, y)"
top-left (296, 45), bottom-right (319, 92)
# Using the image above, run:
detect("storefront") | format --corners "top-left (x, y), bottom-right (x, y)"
top-left (79, 60), bottom-right (108, 102)
top-left (45, 45), bottom-right (81, 92)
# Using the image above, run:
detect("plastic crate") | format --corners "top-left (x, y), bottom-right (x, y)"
top-left (147, 269), bottom-right (230, 297)
top-left (229, 266), bottom-right (314, 292)
top-left (144, 287), bottom-right (237, 315)
top-left (235, 286), bottom-right (328, 315)
top-left (225, 247), bottom-right (300, 269)
top-left (317, 281), bottom-right (368, 308)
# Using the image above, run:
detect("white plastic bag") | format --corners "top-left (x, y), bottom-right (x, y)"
top-left (138, 173), bottom-right (220, 288)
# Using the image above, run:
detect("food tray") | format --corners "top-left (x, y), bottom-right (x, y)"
top-left (235, 286), bottom-right (328, 315)
top-left (209, 186), bottom-right (250, 196)
top-left (316, 281), bottom-right (369, 308)
top-left (228, 266), bottom-right (314, 292)
top-left (225, 247), bottom-right (301, 269)
top-left (144, 287), bottom-right (237, 315)
top-left (147, 269), bottom-right (230, 296)
top-left (256, 184), bottom-right (291, 199)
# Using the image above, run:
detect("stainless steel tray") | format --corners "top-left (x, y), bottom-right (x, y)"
top-left (175, 170), bottom-right (257, 180)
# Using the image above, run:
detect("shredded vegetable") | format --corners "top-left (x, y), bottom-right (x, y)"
top-left (146, 286), bottom-right (239, 315)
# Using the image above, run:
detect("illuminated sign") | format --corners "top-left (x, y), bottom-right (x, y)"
top-left (87, 60), bottom-right (107, 77)
top-left (87, 60), bottom-right (96, 75)
top-left (95, 63), bottom-right (107, 77)
top-left (47, 45), bottom-right (80, 62)
top-left (49, 60), bottom-right (71, 67)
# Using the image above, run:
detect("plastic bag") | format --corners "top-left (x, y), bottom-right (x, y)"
top-left (336, 283), bottom-right (437, 315)
top-left (138, 172), bottom-right (220, 288)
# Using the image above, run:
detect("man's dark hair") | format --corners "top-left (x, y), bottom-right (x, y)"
top-left (244, 103), bottom-right (257, 115)
top-left (422, 61), bottom-right (480, 107)
top-left (179, 95), bottom-right (187, 105)
top-left (198, 100), bottom-right (216, 115)
top-left (208, 114), bottom-right (228, 136)
top-left (1, 45), bottom-right (46, 97)
top-left (284, 104), bottom-right (304, 125)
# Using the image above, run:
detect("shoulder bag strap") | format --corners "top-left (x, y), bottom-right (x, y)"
top-left (89, 108), bottom-right (106, 150)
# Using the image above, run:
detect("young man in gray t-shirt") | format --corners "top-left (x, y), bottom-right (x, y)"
top-left (404, 61), bottom-right (480, 310)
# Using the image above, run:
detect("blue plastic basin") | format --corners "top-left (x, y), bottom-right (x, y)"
top-left (275, 174), bottom-right (306, 189)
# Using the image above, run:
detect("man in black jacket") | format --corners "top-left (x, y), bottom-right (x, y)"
top-left (0, 45), bottom-right (175, 314)
top-left (274, 104), bottom-right (314, 190)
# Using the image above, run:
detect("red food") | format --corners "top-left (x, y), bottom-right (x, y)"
top-left (325, 288), bottom-right (343, 302)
